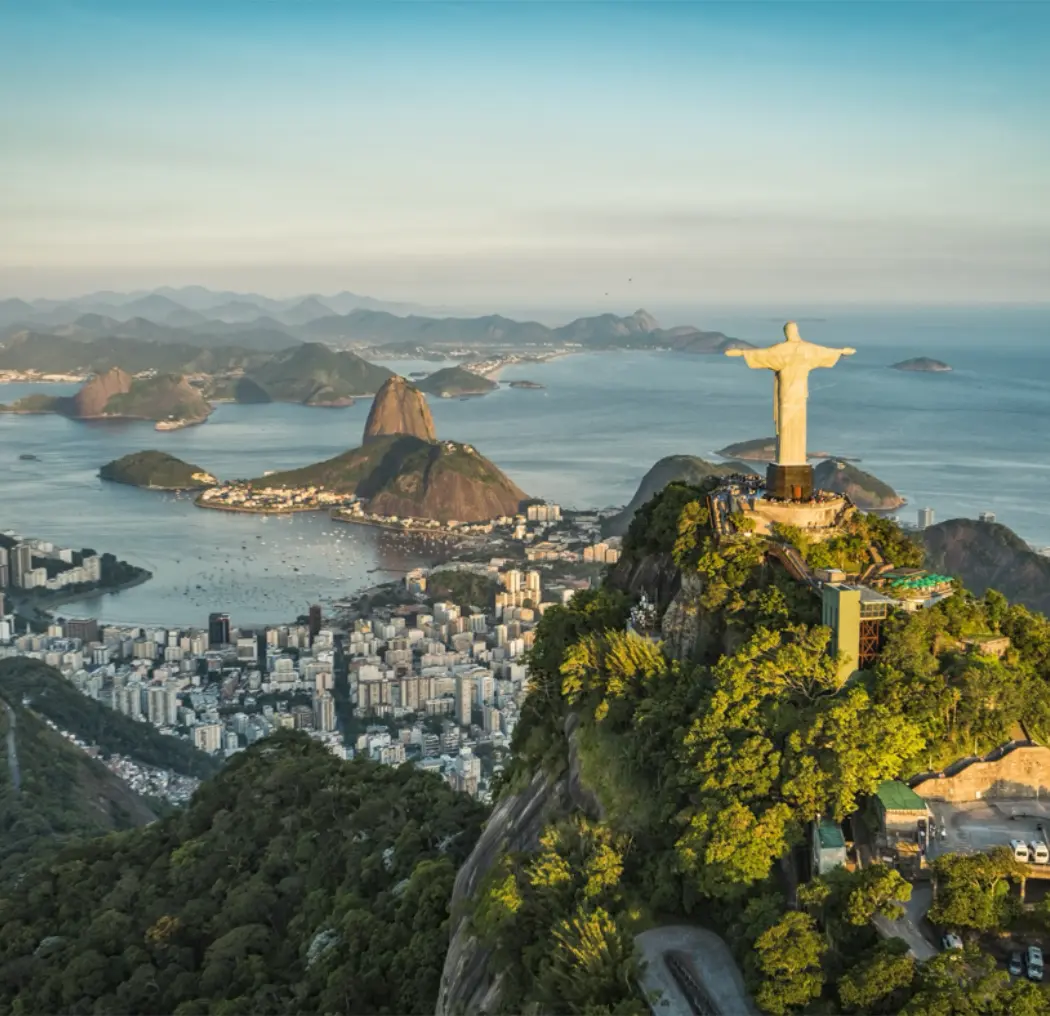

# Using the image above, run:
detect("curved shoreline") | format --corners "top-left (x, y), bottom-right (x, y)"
top-left (194, 496), bottom-right (326, 515)
top-left (14, 571), bottom-right (153, 626)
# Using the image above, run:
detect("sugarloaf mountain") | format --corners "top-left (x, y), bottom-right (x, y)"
top-left (250, 376), bottom-right (526, 522)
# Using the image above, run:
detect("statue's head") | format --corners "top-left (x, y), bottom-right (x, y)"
top-left (784, 321), bottom-right (801, 342)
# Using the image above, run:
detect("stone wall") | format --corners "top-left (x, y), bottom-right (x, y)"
top-left (912, 746), bottom-right (1050, 803)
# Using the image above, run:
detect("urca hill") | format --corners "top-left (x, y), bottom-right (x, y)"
top-left (249, 376), bottom-right (527, 522)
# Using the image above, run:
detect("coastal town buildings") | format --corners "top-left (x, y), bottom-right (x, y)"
top-left (0, 552), bottom-right (585, 803)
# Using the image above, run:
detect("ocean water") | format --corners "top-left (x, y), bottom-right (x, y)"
top-left (1, 306), bottom-right (1048, 624)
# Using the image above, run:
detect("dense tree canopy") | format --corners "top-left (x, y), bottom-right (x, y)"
top-left (494, 483), bottom-right (1050, 1014)
top-left (0, 733), bottom-right (486, 1015)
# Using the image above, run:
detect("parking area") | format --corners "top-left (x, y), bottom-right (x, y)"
top-left (925, 799), bottom-right (1050, 862)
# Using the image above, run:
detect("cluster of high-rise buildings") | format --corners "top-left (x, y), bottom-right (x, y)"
top-left (582, 538), bottom-right (622, 564)
top-left (0, 610), bottom-right (347, 763)
top-left (0, 503), bottom-right (614, 804)
top-left (0, 535), bottom-right (102, 592)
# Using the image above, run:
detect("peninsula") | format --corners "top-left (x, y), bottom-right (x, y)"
top-left (812, 458), bottom-right (904, 511)
top-left (715, 436), bottom-right (839, 462)
top-left (99, 451), bottom-right (218, 490)
top-left (891, 357), bottom-right (952, 372)
top-left (0, 368), bottom-right (212, 428)
top-left (198, 376), bottom-right (527, 524)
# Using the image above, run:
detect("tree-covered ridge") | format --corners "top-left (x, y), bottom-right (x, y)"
top-left (485, 482), bottom-right (1050, 1013)
top-left (0, 732), bottom-right (487, 1016)
top-left (0, 694), bottom-right (157, 881)
top-left (0, 660), bottom-right (218, 780)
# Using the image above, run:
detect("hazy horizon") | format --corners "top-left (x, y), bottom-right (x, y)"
top-left (3, 1), bottom-right (1048, 307)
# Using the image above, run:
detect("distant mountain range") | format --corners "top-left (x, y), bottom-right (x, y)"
top-left (0, 287), bottom-right (751, 356)
top-left (0, 286), bottom-right (430, 329)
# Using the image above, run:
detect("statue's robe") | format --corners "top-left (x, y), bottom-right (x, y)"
top-left (735, 341), bottom-right (847, 466)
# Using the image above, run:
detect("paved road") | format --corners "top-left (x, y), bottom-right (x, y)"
top-left (872, 883), bottom-right (937, 960)
top-left (3, 700), bottom-right (21, 793)
top-left (636, 926), bottom-right (758, 1016)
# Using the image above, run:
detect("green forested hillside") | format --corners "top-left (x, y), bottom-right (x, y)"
top-left (0, 696), bottom-right (157, 880)
top-left (99, 450), bottom-right (217, 489)
top-left (0, 660), bottom-right (218, 780)
top-left (245, 342), bottom-right (392, 404)
top-left (0, 733), bottom-right (486, 1015)
top-left (480, 478), bottom-right (1050, 1014)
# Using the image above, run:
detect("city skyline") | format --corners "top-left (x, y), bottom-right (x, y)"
top-left (2, 1), bottom-right (1049, 306)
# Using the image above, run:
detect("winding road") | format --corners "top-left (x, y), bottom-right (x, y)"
top-left (3, 700), bottom-right (21, 793)
top-left (636, 926), bottom-right (758, 1016)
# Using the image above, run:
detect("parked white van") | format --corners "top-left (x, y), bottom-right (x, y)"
top-left (1010, 839), bottom-right (1030, 863)
top-left (1030, 841), bottom-right (1049, 865)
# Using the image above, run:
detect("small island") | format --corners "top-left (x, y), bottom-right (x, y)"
top-left (508, 380), bottom-right (545, 390)
top-left (18, 453), bottom-right (39, 461)
top-left (891, 357), bottom-right (952, 373)
top-left (100, 450), bottom-right (218, 490)
top-left (415, 366), bottom-right (498, 398)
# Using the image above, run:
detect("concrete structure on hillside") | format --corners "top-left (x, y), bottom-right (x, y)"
top-left (812, 818), bottom-right (849, 874)
top-left (726, 321), bottom-right (856, 499)
top-left (735, 492), bottom-right (851, 539)
top-left (874, 780), bottom-right (932, 838)
top-left (912, 745), bottom-right (1050, 803)
top-left (821, 582), bottom-right (896, 683)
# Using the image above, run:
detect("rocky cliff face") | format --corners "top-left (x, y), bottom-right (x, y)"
top-left (437, 770), bottom-right (570, 1015)
top-left (362, 376), bottom-right (436, 444)
top-left (69, 367), bottom-right (133, 418)
top-left (437, 713), bottom-right (600, 1016)
top-left (923, 519), bottom-right (1050, 615)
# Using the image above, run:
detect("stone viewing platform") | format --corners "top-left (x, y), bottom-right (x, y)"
top-left (737, 491), bottom-right (852, 539)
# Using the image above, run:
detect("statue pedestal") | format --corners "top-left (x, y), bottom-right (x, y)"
top-left (766, 463), bottom-right (813, 501)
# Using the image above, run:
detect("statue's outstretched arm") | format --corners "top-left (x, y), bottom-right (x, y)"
top-left (725, 349), bottom-right (745, 357)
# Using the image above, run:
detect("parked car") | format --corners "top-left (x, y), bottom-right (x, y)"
top-left (1009, 951), bottom-right (1025, 977)
top-left (1010, 838), bottom-right (1031, 863)
top-left (1027, 945), bottom-right (1044, 982)
top-left (942, 932), bottom-right (964, 951)
top-left (1030, 841), bottom-right (1049, 864)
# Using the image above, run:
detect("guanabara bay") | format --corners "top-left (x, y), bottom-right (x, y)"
top-left (3, 2), bottom-right (1048, 1014)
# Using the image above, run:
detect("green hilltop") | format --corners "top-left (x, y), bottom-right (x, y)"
top-left (450, 478), bottom-right (1050, 1013)
top-left (415, 365), bottom-right (498, 397)
top-left (603, 454), bottom-right (758, 537)
top-left (104, 373), bottom-right (212, 424)
top-left (100, 450), bottom-right (218, 490)
top-left (243, 342), bottom-right (393, 405)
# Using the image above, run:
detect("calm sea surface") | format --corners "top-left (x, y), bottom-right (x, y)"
top-left (1, 306), bottom-right (1048, 625)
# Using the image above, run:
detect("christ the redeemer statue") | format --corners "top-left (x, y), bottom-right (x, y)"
top-left (726, 321), bottom-right (855, 467)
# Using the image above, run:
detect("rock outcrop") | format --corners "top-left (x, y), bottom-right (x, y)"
top-left (70, 367), bottom-right (133, 418)
top-left (362, 375), bottom-right (437, 443)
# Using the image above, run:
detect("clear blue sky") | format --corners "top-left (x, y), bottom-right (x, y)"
top-left (2, 0), bottom-right (1048, 307)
